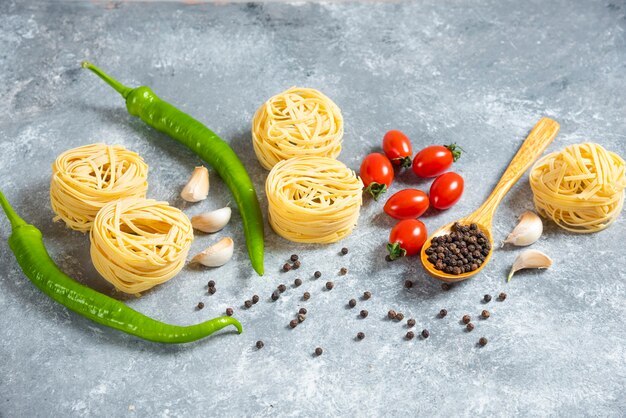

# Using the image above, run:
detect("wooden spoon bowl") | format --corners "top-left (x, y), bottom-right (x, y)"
top-left (420, 118), bottom-right (560, 283)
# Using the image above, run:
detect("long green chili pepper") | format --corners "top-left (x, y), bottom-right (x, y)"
top-left (81, 61), bottom-right (265, 276)
top-left (0, 191), bottom-right (242, 343)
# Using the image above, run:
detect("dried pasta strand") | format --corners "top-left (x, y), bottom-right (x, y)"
top-left (529, 143), bottom-right (625, 233)
top-left (266, 156), bottom-right (363, 243)
top-left (252, 87), bottom-right (343, 170)
top-left (50, 143), bottom-right (148, 232)
top-left (90, 197), bottom-right (194, 294)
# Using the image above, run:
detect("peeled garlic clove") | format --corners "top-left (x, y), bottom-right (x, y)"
top-left (507, 249), bottom-right (553, 282)
top-left (503, 211), bottom-right (543, 246)
top-left (191, 237), bottom-right (234, 267)
top-left (181, 166), bottom-right (209, 202)
top-left (191, 207), bottom-right (231, 233)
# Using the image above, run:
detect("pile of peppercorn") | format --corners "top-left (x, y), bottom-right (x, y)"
top-left (425, 222), bottom-right (491, 275)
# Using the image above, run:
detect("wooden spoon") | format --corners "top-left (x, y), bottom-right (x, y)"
top-left (420, 117), bottom-right (560, 283)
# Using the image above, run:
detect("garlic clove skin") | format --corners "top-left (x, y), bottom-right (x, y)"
top-left (507, 249), bottom-right (553, 282)
top-left (181, 166), bottom-right (209, 202)
top-left (191, 237), bottom-right (234, 267)
top-left (191, 207), bottom-right (231, 233)
top-left (503, 211), bottom-right (543, 246)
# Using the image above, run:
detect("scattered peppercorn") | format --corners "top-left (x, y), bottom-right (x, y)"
top-left (226, 308), bottom-right (233, 316)
top-left (357, 332), bottom-right (365, 340)
top-left (244, 300), bottom-right (252, 308)
top-left (404, 280), bottom-right (413, 289)
top-left (395, 312), bottom-right (405, 321)
top-left (197, 302), bottom-right (204, 310)
top-left (483, 294), bottom-right (492, 303)
top-left (293, 260), bottom-right (301, 269)
top-left (421, 329), bottom-right (430, 339)
top-left (349, 299), bottom-right (357, 308)
top-left (303, 292), bottom-right (311, 300)
top-left (481, 310), bottom-right (490, 319)
top-left (297, 314), bottom-right (306, 323)
top-left (278, 284), bottom-right (287, 293)
top-left (363, 291), bottom-right (372, 300)
top-left (283, 263), bottom-right (292, 272)
top-left (289, 319), bottom-right (298, 328)
top-left (271, 291), bottom-right (279, 301)
top-left (385, 255), bottom-right (392, 262)
top-left (462, 314), bottom-right (471, 324)
top-left (299, 308), bottom-right (307, 315)
top-left (314, 271), bottom-right (321, 279)
top-left (208, 287), bottom-right (216, 295)
top-left (360, 310), bottom-right (368, 318)
top-left (407, 318), bottom-right (416, 328)
top-left (256, 340), bottom-right (264, 349)
top-left (341, 247), bottom-right (349, 255)
top-left (290, 254), bottom-right (299, 262)
top-left (315, 347), bottom-right (323, 356)
top-left (466, 322), bottom-right (475, 331)
top-left (340, 267), bottom-right (348, 275)
top-left (479, 337), bottom-right (488, 346)
top-left (252, 295), bottom-right (259, 304)
top-left (294, 278), bottom-right (302, 287)
top-left (388, 310), bottom-right (397, 320)
top-left (439, 309), bottom-right (448, 318)
top-left (441, 283), bottom-right (451, 291)
top-left (406, 331), bottom-right (415, 340)
top-left (208, 280), bottom-right (215, 288)
top-left (498, 292), bottom-right (507, 301)
top-left (326, 281), bottom-right (334, 290)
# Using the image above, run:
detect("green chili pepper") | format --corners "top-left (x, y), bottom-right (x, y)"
top-left (0, 191), bottom-right (242, 343)
top-left (81, 61), bottom-right (265, 276)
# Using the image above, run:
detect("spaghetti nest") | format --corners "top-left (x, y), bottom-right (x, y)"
top-left (530, 143), bottom-right (625, 233)
top-left (50, 143), bottom-right (148, 232)
top-left (90, 197), bottom-right (194, 294)
top-left (266, 156), bottom-right (363, 243)
top-left (252, 87), bottom-right (344, 170)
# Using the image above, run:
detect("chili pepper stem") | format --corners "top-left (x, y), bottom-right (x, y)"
top-left (0, 191), bottom-right (26, 229)
top-left (81, 61), bottom-right (133, 99)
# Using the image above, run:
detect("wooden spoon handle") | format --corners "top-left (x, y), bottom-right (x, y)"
top-left (466, 117), bottom-right (560, 226)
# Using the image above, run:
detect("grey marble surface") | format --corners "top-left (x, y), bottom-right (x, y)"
top-left (1, 1), bottom-right (625, 417)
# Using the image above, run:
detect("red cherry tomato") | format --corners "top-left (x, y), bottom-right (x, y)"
top-left (383, 130), bottom-right (413, 168)
top-left (387, 219), bottom-right (428, 260)
top-left (430, 172), bottom-right (464, 210)
top-left (384, 189), bottom-right (429, 220)
top-left (360, 153), bottom-right (394, 200)
top-left (412, 144), bottom-right (463, 178)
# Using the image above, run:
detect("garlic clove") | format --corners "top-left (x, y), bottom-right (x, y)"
top-left (191, 207), bottom-right (232, 233)
top-left (181, 166), bottom-right (209, 202)
top-left (191, 237), bottom-right (234, 267)
top-left (503, 211), bottom-right (543, 246)
top-left (507, 249), bottom-right (553, 282)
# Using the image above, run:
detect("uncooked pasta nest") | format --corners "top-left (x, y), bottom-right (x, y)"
top-left (252, 87), bottom-right (344, 170)
top-left (266, 156), bottom-right (363, 243)
top-left (90, 197), bottom-right (194, 294)
top-left (50, 143), bottom-right (148, 232)
top-left (529, 143), bottom-right (625, 233)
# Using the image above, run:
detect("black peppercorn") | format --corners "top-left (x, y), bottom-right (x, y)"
top-left (297, 314), bottom-right (306, 323)
top-left (226, 308), bottom-right (233, 316)
top-left (252, 295), bottom-right (259, 304)
top-left (360, 310), bottom-right (368, 318)
top-left (244, 300), bottom-right (252, 308)
top-left (479, 337), bottom-right (488, 346)
top-left (341, 247), bottom-right (348, 255)
top-left (293, 260), bottom-right (301, 269)
top-left (256, 340), bottom-right (264, 349)
top-left (326, 281), bottom-right (334, 290)
top-left (294, 278), bottom-right (302, 287)
top-left (442, 283), bottom-right (451, 291)
top-left (314, 271), bottom-right (321, 279)
top-left (289, 319), bottom-right (298, 328)
top-left (315, 347), bottom-right (323, 356)
top-left (349, 299), bottom-right (357, 308)
top-left (208, 280), bottom-right (215, 288)
top-left (498, 292), bottom-right (507, 301)
top-left (481, 310), bottom-right (490, 319)
top-left (197, 302), bottom-right (204, 310)
top-left (462, 314), bottom-right (471, 324)
top-left (466, 322), bottom-right (474, 331)
top-left (421, 329), bottom-right (430, 339)
top-left (406, 331), bottom-right (415, 340)
top-left (271, 291), bottom-right (279, 301)
top-left (278, 284), bottom-right (287, 293)
top-left (357, 332), bottom-right (365, 340)
top-left (395, 312), bottom-right (405, 321)
top-left (290, 254), bottom-right (299, 262)
top-left (404, 280), bottom-right (413, 289)
top-left (407, 318), bottom-right (416, 328)
top-left (283, 263), bottom-right (291, 272)
top-left (208, 287), bottom-right (216, 295)
top-left (303, 292), bottom-right (311, 300)
top-left (483, 294), bottom-right (492, 303)
top-left (385, 254), bottom-right (392, 262)
top-left (340, 267), bottom-right (348, 275)
top-left (439, 309), bottom-right (448, 318)
top-left (363, 291), bottom-right (372, 300)
top-left (388, 310), bottom-right (397, 320)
